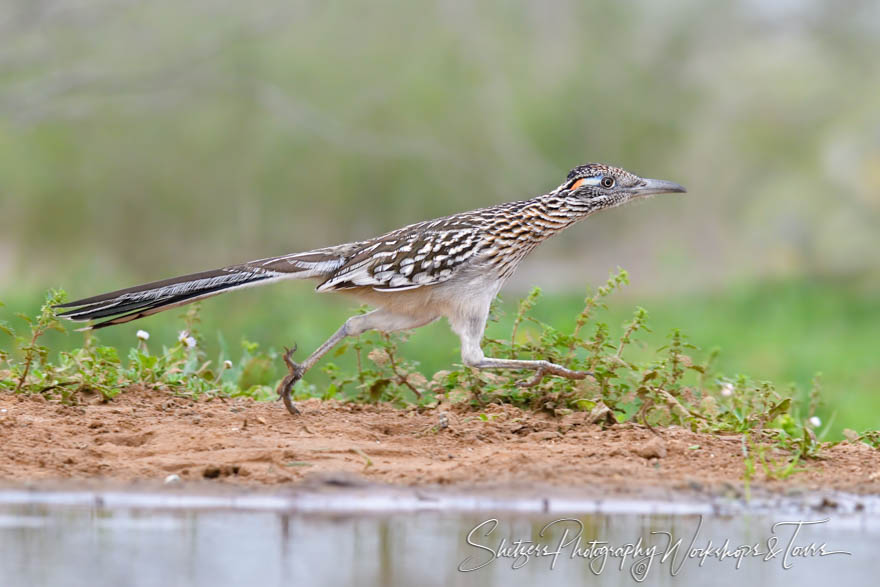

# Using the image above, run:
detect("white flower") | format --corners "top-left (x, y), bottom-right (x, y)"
top-left (178, 330), bottom-right (189, 343)
top-left (184, 336), bottom-right (197, 349)
top-left (136, 330), bottom-right (150, 341)
top-left (808, 416), bottom-right (822, 428)
top-left (223, 360), bottom-right (233, 369)
top-left (720, 382), bottom-right (734, 397)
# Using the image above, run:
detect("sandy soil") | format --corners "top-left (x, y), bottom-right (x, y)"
top-left (2, 388), bottom-right (879, 495)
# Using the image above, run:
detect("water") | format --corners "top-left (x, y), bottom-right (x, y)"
top-left (0, 489), bottom-right (877, 586)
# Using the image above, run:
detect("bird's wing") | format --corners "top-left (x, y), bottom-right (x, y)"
top-left (248, 244), bottom-right (361, 277)
top-left (316, 217), bottom-right (485, 292)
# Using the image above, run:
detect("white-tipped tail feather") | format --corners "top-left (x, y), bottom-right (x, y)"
top-left (55, 249), bottom-right (349, 329)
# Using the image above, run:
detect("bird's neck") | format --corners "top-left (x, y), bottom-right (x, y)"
top-left (496, 192), bottom-right (593, 241)
top-left (478, 193), bottom-right (590, 274)
top-left (479, 193), bottom-right (594, 280)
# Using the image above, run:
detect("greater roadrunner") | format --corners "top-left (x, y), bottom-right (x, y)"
top-left (56, 163), bottom-right (685, 415)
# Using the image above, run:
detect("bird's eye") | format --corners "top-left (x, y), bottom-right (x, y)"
top-left (601, 176), bottom-right (615, 188)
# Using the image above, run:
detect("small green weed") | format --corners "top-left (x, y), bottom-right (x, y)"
top-left (0, 291), bottom-right (279, 402)
top-left (2, 269), bottom-right (876, 473)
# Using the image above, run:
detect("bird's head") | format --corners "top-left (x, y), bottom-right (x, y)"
top-left (553, 163), bottom-right (686, 212)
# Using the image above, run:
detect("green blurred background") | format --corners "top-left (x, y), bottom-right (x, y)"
top-left (1, 0), bottom-right (878, 437)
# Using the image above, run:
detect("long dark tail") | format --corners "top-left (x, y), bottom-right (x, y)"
top-left (55, 248), bottom-right (350, 329)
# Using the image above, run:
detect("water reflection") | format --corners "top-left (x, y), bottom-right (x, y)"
top-left (0, 501), bottom-right (875, 586)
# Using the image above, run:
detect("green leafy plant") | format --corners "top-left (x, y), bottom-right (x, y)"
top-left (1, 289), bottom-right (68, 395)
top-left (0, 296), bottom-right (278, 402)
top-left (0, 269), bottom-right (858, 471)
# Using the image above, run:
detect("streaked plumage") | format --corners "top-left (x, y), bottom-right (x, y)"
top-left (56, 163), bottom-right (686, 414)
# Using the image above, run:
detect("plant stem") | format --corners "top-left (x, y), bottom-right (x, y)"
top-left (15, 328), bottom-right (42, 393)
top-left (382, 334), bottom-right (421, 398)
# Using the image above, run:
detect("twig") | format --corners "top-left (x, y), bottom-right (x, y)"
top-left (14, 327), bottom-right (42, 393)
top-left (382, 335), bottom-right (421, 398)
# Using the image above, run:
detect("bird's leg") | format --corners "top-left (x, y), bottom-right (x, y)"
top-left (455, 311), bottom-right (591, 388)
top-left (276, 324), bottom-right (349, 415)
top-left (468, 356), bottom-right (591, 388)
top-left (276, 310), bottom-right (438, 416)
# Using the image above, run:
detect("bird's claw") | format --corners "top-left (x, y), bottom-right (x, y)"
top-left (277, 345), bottom-right (303, 416)
top-left (281, 344), bottom-right (298, 370)
top-left (517, 368), bottom-right (546, 388)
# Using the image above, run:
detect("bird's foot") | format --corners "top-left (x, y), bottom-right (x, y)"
top-left (516, 362), bottom-right (592, 388)
top-left (276, 345), bottom-right (304, 416)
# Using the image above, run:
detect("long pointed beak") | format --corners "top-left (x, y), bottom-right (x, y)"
top-left (634, 178), bottom-right (687, 196)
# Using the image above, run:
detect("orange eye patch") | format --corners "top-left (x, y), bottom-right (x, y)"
top-left (569, 178), bottom-right (590, 190)
top-left (568, 176), bottom-right (609, 191)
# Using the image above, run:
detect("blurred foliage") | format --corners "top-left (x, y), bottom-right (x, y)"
top-left (1, 276), bottom-right (852, 468)
top-left (0, 1), bottom-right (877, 439)
top-left (0, 290), bottom-right (281, 402)
top-left (1, 273), bottom-right (878, 440)
top-left (0, 0), bottom-right (878, 292)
